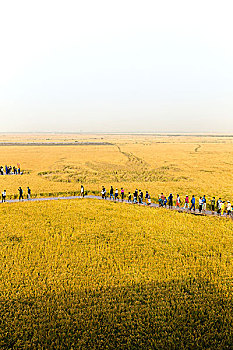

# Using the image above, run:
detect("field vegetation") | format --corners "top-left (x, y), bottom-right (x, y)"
top-left (0, 199), bottom-right (232, 349)
top-left (1, 134), bottom-right (233, 348)
top-left (0, 134), bottom-right (233, 204)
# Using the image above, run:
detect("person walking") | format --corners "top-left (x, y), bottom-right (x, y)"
top-left (199, 197), bottom-right (203, 213)
top-left (217, 198), bottom-right (222, 215)
top-left (168, 193), bottom-right (173, 209)
top-left (139, 190), bottom-right (143, 204)
top-left (27, 187), bottom-right (31, 199)
top-left (110, 186), bottom-right (114, 200)
top-left (18, 187), bottom-right (23, 201)
top-left (138, 190), bottom-right (142, 204)
top-left (145, 191), bottom-right (149, 204)
top-left (2, 189), bottom-right (6, 202)
top-left (101, 186), bottom-right (106, 199)
top-left (227, 201), bottom-right (232, 216)
top-left (114, 188), bottom-right (119, 201)
top-left (176, 194), bottom-right (181, 209)
top-left (133, 191), bottom-right (138, 203)
top-left (81, 185), bottom-right (84, 198)
top-left (128, 192), bottom-right (132, 202)
top-left (221, 201), bottom-right (225, 216)
top-left (184, 195), bottom-right (189, 210)
top-left (202, 195), bottom-right (207, 213)
top-left (121, 188), bottom-right (124, 202)
top-left (211, 197), bottom-right (216, 214)
top-left (190, 195), bottom-right (196, 212)
top-left (147, 194), bottom-right (151, 205)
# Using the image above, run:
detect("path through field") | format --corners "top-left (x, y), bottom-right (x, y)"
top-left (1, 194), bottom-right (231, 219)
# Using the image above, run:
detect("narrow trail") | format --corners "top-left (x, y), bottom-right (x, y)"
top-left (1, 195), bottom-right (231, 219)
top-left (194, 144), bottom-right (201, 152)
top-left (115, 144), bottom-right (149, 167)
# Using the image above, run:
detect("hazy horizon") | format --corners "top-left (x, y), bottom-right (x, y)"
top-left (1, 0), bottom-right (233, 133)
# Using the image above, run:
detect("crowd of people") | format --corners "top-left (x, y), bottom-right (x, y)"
top-left (0, 164), bottom-right (22, 175)
top-left (158, 193), bottom-right (232, 216)
top-left (101, 186), bottom-right (152, 205)
top-left (100, 186), bottom-right (233, 216)
top-left (1, 183), bottom-right (232, 217)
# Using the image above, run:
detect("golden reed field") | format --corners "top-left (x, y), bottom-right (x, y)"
top-left (0, 133), bottom-right (233, 203)
top-left (0, 133), bottom-right (233, 349)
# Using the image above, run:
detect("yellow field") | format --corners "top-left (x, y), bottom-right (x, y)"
top-left (0, 199), bottom-right (232, 348)
top-left (1, 134), bottom-right (233, 348)
top-left (0, 133), bottom-right (233, 204)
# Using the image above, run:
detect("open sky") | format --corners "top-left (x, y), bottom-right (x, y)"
top-left (0, 0), bottom-right (233, 133)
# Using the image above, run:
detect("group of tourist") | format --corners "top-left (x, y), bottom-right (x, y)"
top-left (1, 183), bottom-right (232, 217)
top-left (0, 164), bottom-right (21, 175)
top-left (1, 187), bottom-right (31, 202)
top-left (100, 187), bottom-right (233, 216)
top-left (158, 193), bottom-right (232, 216)
top-left (101, 186), bottom-right (152, 205)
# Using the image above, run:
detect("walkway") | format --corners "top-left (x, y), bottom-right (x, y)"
top-left (1, 195), bottom-right (231, 219)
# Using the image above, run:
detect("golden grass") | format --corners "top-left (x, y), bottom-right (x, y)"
top-left (0, 134), bottom-right (233, 203)
top-left (1, 134), bottom-right (233, 347)
top-left (0, 199), bottom-right (232, 348)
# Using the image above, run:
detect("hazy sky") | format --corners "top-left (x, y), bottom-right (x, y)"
top-left (0, 0), bottom-right (233, 133)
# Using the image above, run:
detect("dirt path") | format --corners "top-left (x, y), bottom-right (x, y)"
top-left (1, 195), bottom-right (231, 219)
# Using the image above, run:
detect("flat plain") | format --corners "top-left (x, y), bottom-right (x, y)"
top-left (0, 133), bottom-right (233, 349)
top-left (0, 133), bottom-right (233, 203)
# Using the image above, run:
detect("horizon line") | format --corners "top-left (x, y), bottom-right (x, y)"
top-left (0, 131), bottom-right (233, 136)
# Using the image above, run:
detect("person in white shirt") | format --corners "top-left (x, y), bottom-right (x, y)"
top-left (199, 197), bottom-right (203, 213)
top-left (114, 188), bottom-right (119, 201)
top-left (227, 201), bottom-right (232, 216)
top-left (101, 186), bottom-right (106, 199)
top-left (2, 190), bottom-right (6, 202)
top-left (81, 185), bottom-right (84, 198)
top-left (176, 194), bottom-right (181, 208)
top-left (147, 194), bottom-right (151, 205)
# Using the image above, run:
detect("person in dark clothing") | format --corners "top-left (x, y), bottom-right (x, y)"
top-left (211, 197), bottom-right (215, 214)
top-left (190, 195), bottom-right (196, 212)
top-left (168, 193), bottom-right (173, 209)
top-left (121, 188), bottom-right (124, 202)
top-left (27, 187), bottom-right (31, 199)
top-left (217, 198), bottom-right (222, 215)
top-left (18, 187), bottom-right (23, 200)
top-left (138, 190), bottom-right (143, 204)
top-left (2, 190), bottom-right (6, 202)
top-left (110, 186), bottom-right (114, 200)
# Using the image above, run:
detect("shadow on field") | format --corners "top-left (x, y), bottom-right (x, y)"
top-left (0, 278), bottom-right (232, 350)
